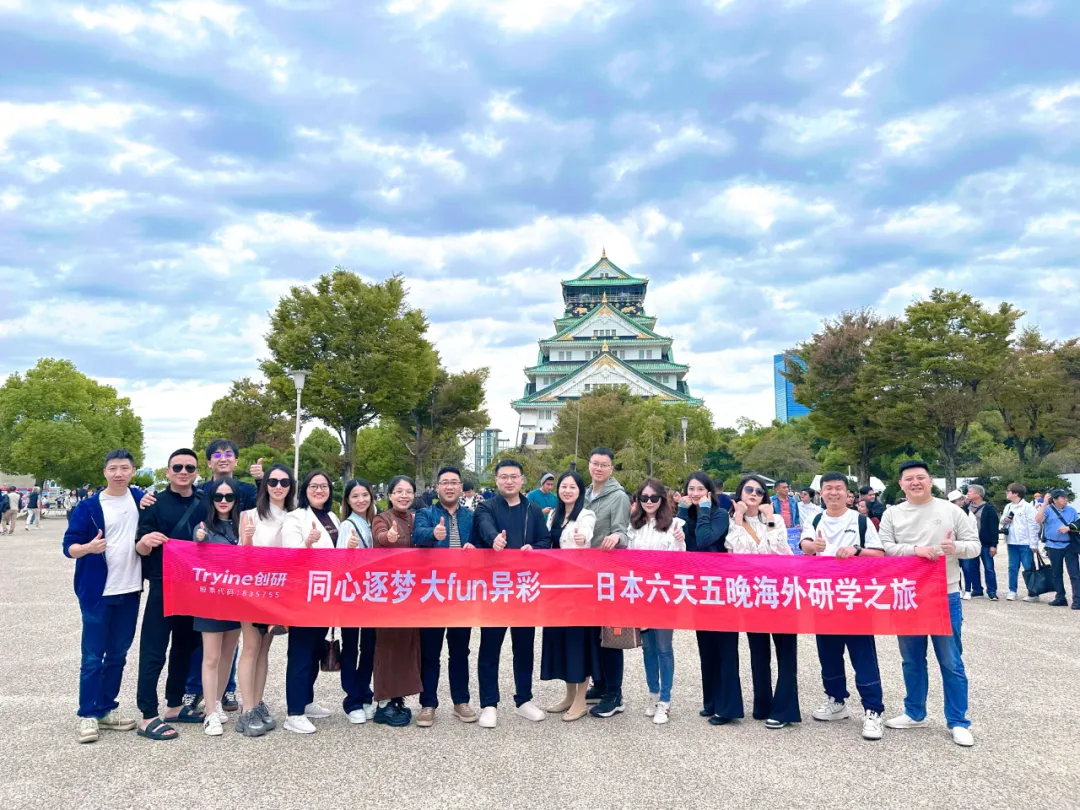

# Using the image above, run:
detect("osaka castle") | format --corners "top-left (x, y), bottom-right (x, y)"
top-left (513, 250), bottom-right (701, 447)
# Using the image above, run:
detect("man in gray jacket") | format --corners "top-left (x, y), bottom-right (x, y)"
top-left (582, 447), bottom-right (631, 718)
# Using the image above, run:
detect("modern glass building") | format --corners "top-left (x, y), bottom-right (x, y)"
top-left (774, 354), bottom-right (810, 423)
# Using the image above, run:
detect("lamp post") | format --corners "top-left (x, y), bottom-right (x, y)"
top-left (289, 370), bottom-right (310, 476)
top-left (681, 416), bottom-right (689, 465)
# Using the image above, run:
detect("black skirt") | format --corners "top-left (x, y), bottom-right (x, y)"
top-left (193, 617), bottom-right (241, 633)
top-left (540, 626), bottom-right (602, 683)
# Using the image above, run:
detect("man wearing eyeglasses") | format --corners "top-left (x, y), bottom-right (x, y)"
top-left (470, 458), bottom-right (552, 729)
top-left (133, 448), bottom-right (205, 740)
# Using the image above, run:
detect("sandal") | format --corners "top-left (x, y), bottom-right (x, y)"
top-left (136, 718), bottom-right (179, 741)
top-left (170, 705), bottom-right (205, 724)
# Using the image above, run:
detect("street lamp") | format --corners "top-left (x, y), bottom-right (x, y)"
top-left (288, 369), bottom-right (310, 476)
top-left (680, 416), bottom-right (689, 464)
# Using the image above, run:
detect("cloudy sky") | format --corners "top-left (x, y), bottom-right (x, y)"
top-left (2, 0), bottom-right (1079, 465)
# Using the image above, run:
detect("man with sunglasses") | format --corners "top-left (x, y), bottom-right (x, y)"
top-left (133, 448), bottom-right (205, 740)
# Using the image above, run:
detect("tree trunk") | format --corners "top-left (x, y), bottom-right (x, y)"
top-left (857, 440), bottom-right (873, 488)
top-left (940, 426), bottom-right (958, 494)
top-left (341, 423), bottom-right (355, 481)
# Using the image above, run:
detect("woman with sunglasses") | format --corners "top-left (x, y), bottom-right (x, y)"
top-left (281, 470), bottom-right (341, 734)
top-left (370, 475), bottom-right (423, 727)
top-left (234, 463), bottom-right (295, 737)
top-left (726, 474), bottom-right (801, 730)
top-left (337, 479), bottom-right (379, 724)
top-left (627, 478), bottom-right (685, 725)
top-left (192, 477), bottom-right (243, 737)
top-left (540, 470), bottom-right (599, 722)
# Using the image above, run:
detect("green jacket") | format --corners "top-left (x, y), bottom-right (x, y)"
top-left (584, 478), bottom-right (631, 548)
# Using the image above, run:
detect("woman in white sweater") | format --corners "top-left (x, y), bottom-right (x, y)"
top-left (627, 478), bottom-right (685, 725)
top-left (725, 474), bottom-right (800, 729)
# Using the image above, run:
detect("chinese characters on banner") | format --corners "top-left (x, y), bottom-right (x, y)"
top-left (163, 543), bottom-right (951, 636)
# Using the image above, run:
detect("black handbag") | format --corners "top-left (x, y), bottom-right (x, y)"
top-left (1023, 550), bottom-right (1055, 597)
top-left (320, 629), bottom-right (341, 672)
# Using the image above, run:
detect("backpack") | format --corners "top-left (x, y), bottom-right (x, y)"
top-left (813, 512), bottom-right (869, 548)
top-left (0, 495), bottom-right (8, 515)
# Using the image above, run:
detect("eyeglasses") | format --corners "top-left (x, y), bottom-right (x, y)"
top-left (212, 492), bottom-right (236, 503)
top-left (438, 480), bottom-right (461, 487)
top-left (496, 475), bottom-right (522, 482)
top-left (211, 452), bottom-right (235, 460)
top-left (743, 487), bottom-right (767, 497)
top-left (590, 462), bottom-right (612, 470)
top-left (171, 464), bottom-right (197, 474)
top-left (390, 489), bottom-right (413, 496)
top-left (638, 494), bottom-right (663, 504)
top-left (307, 483), bottom-right (330, 491)
top-left (266, 478), bottom-right (291, 488)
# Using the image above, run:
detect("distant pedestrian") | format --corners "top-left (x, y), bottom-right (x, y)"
top-left (1, 487), bottom-right (17, 534)
top-left (770, 479), bottom-right (800, 528)
top-left (1001, 483), bottom-right (1039, 602)
top-left (25, 485), bottom-right (41, 529)
top-left (1035, 489), bottom-right (1079, 609)
top-left (960, 484), bottom-right (999, 601)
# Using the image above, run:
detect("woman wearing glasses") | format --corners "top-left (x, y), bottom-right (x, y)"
top-left (370, 475), bottom-right (424, 727)
top-left (192, 477), bottom-right (243, 737)
top-left (337, 479), bottom-right (379, 724)
top-left (726, 474), bottom-right (801, 730)
top-left (281, 470), bottom-right (341, 734)
top-left (234, 463), bottom-right (295, 737)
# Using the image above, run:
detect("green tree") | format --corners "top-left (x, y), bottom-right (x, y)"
top-left (550, 388), bottom-right (642, 464)
top-left (0, 359), bottom-right (144, 487)
top-left (353, 424), bottom-right (407, 485)
top-left (298, 428), bottom-right (344, 481)
top-left (192, 377), bottom-right (292, 454)
top-left (740, 432), bottom-right (817, 481)
top-left (261, 270), bottom-right (439, 480)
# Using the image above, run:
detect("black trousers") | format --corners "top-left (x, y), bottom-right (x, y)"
top-left (597, 643), bottom-right (624, 700)
top-left (747, 632), bottom-right (801, 723)
top-left (136, 582), bottom-right (201, 720)
top-left (696, 630), bottom-right (744, 719)
top-left (477, 626), bottom-right (534, 708)
top-left (420, 627), bottom-right (472, 708)
top-left (340, 627), bottom-right (376, 713)
top-left (286, 626), bottom-right (327, 717)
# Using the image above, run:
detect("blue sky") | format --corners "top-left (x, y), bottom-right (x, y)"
top-left (2, 0), bottom-right (1079, 465)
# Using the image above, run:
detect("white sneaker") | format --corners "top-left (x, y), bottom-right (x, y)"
top-left (514, 701), bottom-right (546, 722)
top-left (363, 703), bottom-right (376, 721)
top-left (1023, 595), bottom-right (1039, 603)
top-left (214, 701), bottom-right (228, 724)
top-left (78, 717), bottom-right (99, 743)
top-left (885, 713), bottom-right (928, 729)
top-left (1006, 592), bottom-right (1016, 601)
top-left (347, 709), bottom-right (367, 725)
top-left (962, 592), bottom-right (972, 600)
top-left (284, 715), bottom-right (317, 734)
top-left (203, 715), bottom-right (223, 736)
top-left (862, 710), bottom-right (883, 740)
top-left (653, 702), bottom-right (669, 725)
top-left (644, 693), bottom-right (659, 717)
top-left (952, 727), bottom-right (974, 747)
top-left (304, 701), bottom-right (331, 719)
top-left (813, 696), bottom-right (850, 721)
top-left (478, 706), bottom-right (498, 728)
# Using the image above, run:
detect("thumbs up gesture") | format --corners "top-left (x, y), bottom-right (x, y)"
top-left (250, 457), bottom-right (265, 481)
top-left (387, 520), bottom-right (400, 545)
top-left (240, 514), bottom-right (256, 546)
top-left (813, 530), bottom-right (826, 555)
top-left (86, 529), bottom-right (107, 554)
top-left (305, 520), bottom-right (321, 548)
top-left (940, 529), bottom-right (955, 556)
top-left (573, 529), bottom-right (587, 547)
top-left (493, 529), bottom-right (508, 551)
top-left (195, 522), bottom-right (207, 542)
top-left (434, 517), bottom-right (447, 542)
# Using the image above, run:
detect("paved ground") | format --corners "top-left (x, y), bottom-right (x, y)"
top-left (2, 518), bottom-right (1079, 810)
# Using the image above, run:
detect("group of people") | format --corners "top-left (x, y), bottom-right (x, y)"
top-left (64, 437), bottom-right (1072, 750)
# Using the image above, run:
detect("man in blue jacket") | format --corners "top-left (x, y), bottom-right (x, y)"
top-left (62, 449), bottom-right (145, 744)
top-left (470, 458), bottom-right (552, 729)
top-left (771, 479), bottom-right (801, 529)
top-left (413, 465), bottom-right (477, 727)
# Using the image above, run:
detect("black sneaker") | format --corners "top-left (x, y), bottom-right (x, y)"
top-left (374, 701), bottom-right (412, 727)
top-left (584, 685), bottom-right (604, 705)
top-left (1050, 599), bottom-right (1069, 607)
top-left (988, 594), bottom-right (999, 601)
top-left (222, 691), bottom-right (239, 711)
top-left (708, 715), bottom-right (732, 726)
top-left (590, 695), bottom-right (624, 718)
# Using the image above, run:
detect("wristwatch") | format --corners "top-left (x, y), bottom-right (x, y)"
top-left (855, 547), bottom-right (862, 556)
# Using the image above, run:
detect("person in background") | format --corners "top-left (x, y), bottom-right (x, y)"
top-left (770, 479), bottom-right (800, 529)
top-left (540, 470), bottom-right (598, 723)
top-left (1, 487), bottom-right (18, 535)
top-left (798, 488), bottom-right (822, 526)
top-left (727, 475), bottom-right (800, 730)
top-left (960, 484), bottom-right (999, 601)
top-left (62, 450), bottom-right (145, 743)
top-left (26, 485), bottom-right (41, 530)
top-left (627, 478), bottom-right (685, 726)
top-left (1000, 483), bottom-right (1040, 603)
top-left (371, 475), bottom-right (424, 727)
top-left (235, 463), bottom-right (295, 737)
top-left (281, 470), bottom-right (340, 734)
top-left (1035, 489), bottom-right (1079, 609)
top-left (881, 460), bottom-right (981, 747)
top-left (845, 490), bottom-right (858, 511)
top-left (526, 473), bottom-right (558, 518)
top-left (337, 478), bottom-right (379, 726)
top-left (413, 467), bottom-right (477, 726)
top-left (461, 482), bottom-right (480, 510)
top-left (800, 472), bottom-right (886, 741)
top-left (859, 486), bottom-right (886, 521)
top-left (856, 499), bottom-right (880, 531)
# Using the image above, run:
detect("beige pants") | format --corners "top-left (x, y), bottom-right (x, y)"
top-left (0, 511), bottom-right (15, 533)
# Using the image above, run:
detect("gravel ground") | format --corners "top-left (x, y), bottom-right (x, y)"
top-left (2, 519), bottom-right (1079, 810)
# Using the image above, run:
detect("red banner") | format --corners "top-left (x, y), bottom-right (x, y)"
top-left (162, 543), bottom-right (950, 635)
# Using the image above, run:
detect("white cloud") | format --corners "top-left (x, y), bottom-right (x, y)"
top-left (608, 122), bottom-right (733, 180)
top-left (461, 130), bottom-right (506, 157)
top-left (0, 100), bottom-right (150, 154)
top-left (487, 91), bottom-right (531, 122)
top-left (298, 126), bottom-right (466, 182)
top-left (747, 106), bottom-right (864, 150)
top-left (842, 63), bottom-right (884, 98)
top-left (876, 203), bottom-right (979, 236)
top-left (386, 0), bottom-right (616, 32)
top-left (70, 0), bottom-right (245, 41)
top-left (1024, 211), bottom-right (1080, 237)
top-left (0, 187), bottom-right (24, 211)
top-left (700, 183), bottom-right (838, 232)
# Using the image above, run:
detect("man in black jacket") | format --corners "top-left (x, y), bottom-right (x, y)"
top-left (470, 459), bottom-right (551, 729)
top-left (961, 484), bottom-right (1000, 601)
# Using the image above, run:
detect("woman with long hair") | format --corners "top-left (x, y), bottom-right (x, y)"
top-left (726, 474), bottom-right (801, 730)
top-left (337, 478), bottom-right (379, 724)
top-left (370, 475), bottom-right (423, 727)
top-left (234, 463), bottom-right (295, 737)
top-left (628, 478), bottom-right (685, 725)
top-left (540, 470), bottom-right (599, 722)
top-left (281, 470), bottom-right (341, 734)
top-left (193, 477), bottom-right (243, 737)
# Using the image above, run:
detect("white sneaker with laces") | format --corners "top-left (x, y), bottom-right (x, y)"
top-left (644, 693), bottom-right (659, 717)
top-left (478, 707), bottom-right (498, 728)
top-left (304, 702), bottom-right (332, 719)
top-left (653, 702), bottom-right (669, 725)
top-left (363, 703), bottom-right (377, 721)
top-left (862, 710), bottom-right (883, 740)
top-left (962, 592), bottom-right (972, 600)
top-left (514, 701), bottom-right (546, 722)
top-left (1023, 595), bottom-right (1039, 603)
top-left (952, 727), bottom-right (974, 747)
top-left (1007, 592), bottom-right (1016, 601)
top-left (347, 709), bottom-right (367, 725)
top-left (812, 696), bottom-right (850, 721)
top-left (214, 701), bottom-right (228, 724)
top-left (203, 715), bottom-right (223, 736)
top-left (284, 715), bottom-right (317, 734)
top-left (885, 713), bottom-right (927, 729)
top-left (78, 717), bottom-right (99, 743)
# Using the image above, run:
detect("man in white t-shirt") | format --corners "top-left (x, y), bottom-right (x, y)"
top-left (62, 449), bottom-right (146, 744)
top-left (800, 472), bottom-right (886, 741)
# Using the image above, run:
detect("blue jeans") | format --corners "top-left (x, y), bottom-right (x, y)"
top-left (187, 644), bottom-right (238, 696)
top-left (815, 634), bottom-right (884, 714)
top-left (641, 629), bottom-right (674, 703)
top-left (896, 591), bottom-right (969, 729)
top-left (420, 626), bottom-right (472, 708)
top-left (961, 546), bottom-right (998, 597)
top-left (1007, 545), bottom-right (1034, 594)
top-left (78, 591), bottom-right (141, 718)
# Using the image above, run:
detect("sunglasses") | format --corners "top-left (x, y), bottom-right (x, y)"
top-left (212, 493), bottom-right (236, 503)
top-left (743, 486), bottom-right (767, 497)
top-left (638, 494), bottom-right (663, 504)
top-left (171, 464), bottom-right (198, 474)
top-left (266, 478), bottom-right (291, 488)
